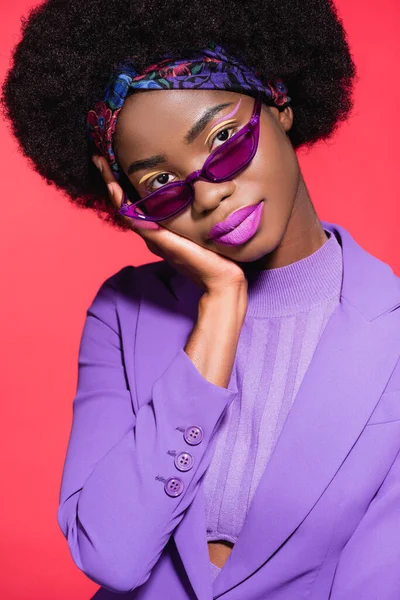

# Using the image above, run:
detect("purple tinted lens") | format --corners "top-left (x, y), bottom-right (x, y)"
top-left (206, 130), bottom-right (255, 180)
top-left (133, 124), bottom-right (256, 220)
top-left (135, 183), bottom-right (192, 218)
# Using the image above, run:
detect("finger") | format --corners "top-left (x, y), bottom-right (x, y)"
top-left (92, 155), bottom-right (124, 201)
top-left (92, 154), bottom-right (116, 186)
top-left (106, 182), bottom-right (161, 233)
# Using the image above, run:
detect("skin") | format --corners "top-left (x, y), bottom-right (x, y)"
top-left (111, 89), bottom-right (328, 270)
top-left (94, 88), bottom-right (328, 568)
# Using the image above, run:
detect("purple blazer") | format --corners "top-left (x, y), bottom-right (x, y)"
top-left (57, 220), bottom-right (400, 600)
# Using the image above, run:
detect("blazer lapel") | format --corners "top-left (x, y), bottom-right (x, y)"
top-left (211, 220), bottom-right (400, 597)
top-left (212, 293), bottom-right (399, 597)
top-left (122, 220), bottom-right (400, 600)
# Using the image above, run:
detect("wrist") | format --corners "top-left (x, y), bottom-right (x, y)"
top-left (199, 282), bottom-right (248, 319)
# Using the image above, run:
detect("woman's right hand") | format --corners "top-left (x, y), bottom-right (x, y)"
top-left (93, 155), bottom-right (248, 297)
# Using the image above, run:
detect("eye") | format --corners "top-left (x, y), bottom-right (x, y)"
top-left (143, 125), bottom-right (238, 193)
top-left (210, 126), bottom-right (238, 150)
top-left (145, 172), bottom-right (175, 192)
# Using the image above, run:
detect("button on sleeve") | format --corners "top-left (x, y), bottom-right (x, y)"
top-left (183, 425), bottom-right (204, 445)
top-left (174, 451), bottom-right (195, 472)
top-left (164, 477), bottom-right (185, 497)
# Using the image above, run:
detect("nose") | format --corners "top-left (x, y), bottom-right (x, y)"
top-left (191, 178), bottom-right (236, 215)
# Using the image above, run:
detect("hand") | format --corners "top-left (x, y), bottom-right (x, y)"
top-left (93, 156), bottom-right (248, 295)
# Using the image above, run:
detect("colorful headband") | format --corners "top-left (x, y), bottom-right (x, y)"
top-left (87, 42), bottom-right (291, 179)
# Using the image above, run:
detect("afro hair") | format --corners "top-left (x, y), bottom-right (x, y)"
top-left (1, 0), bottom-right (357, 232)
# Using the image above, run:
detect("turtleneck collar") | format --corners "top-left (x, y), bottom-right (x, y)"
top-left (243, 229), bottom-right (343, 317)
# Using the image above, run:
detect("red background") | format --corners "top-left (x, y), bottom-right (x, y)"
top-left (0, 1), bottom-right (399, 598)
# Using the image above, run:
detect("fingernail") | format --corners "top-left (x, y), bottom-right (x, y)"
top-left (92, 155), bottom-right (102, 171)
top-left (107, 182), bottom-right (117, 197)
top-left (134, 219), bottom-right (161, 230)
top-left (129, 205), bottom-right (160, 229)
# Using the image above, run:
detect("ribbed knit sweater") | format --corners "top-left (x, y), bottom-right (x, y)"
top-left (203, 228), bottom-right (343, 581)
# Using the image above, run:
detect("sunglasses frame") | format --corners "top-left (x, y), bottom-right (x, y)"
top-left (118, 93), bottom-right (263, 222)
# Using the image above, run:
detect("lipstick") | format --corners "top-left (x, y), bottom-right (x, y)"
top-left (208, 201), bottom-right (264, 246)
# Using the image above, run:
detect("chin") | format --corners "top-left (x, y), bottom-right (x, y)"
top-left (217, 234), bottom-right (276, 264)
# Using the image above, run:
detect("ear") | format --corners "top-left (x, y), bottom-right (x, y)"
top-left (278, 106), bottom-right (294, 134)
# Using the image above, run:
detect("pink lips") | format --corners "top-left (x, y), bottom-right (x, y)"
top-left (208, 203), bottom-right (260, 240)
top-left (209, 202), bottom-right (263, 245)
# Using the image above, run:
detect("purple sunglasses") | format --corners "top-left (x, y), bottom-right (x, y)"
top-left (119, 93), bottom-right (263, 222)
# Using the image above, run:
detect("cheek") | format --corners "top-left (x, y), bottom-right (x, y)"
top-left (158, 212), bottom-right (198, 241)
top-left (252, 127), bottom-right (299, 198)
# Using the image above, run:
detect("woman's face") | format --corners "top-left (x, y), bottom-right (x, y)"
top-left (114, 89), bottom-right (303, 265)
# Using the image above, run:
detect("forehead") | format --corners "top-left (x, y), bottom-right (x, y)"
top-left (114, 89), bottom-right (253, 155)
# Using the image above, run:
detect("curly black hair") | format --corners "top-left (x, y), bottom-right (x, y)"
top-left (1, 0), bottom-right (357, 232)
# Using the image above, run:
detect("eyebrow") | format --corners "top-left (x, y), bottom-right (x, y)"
top-left (127, 101), bottom-right (234, 176)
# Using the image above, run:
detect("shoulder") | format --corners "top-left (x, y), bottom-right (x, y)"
top-left (95, 260), bottom-right (178, 305)
top-left (324, 220), bottom-right (400, 322)
top-left (84, 260), bottom-right (179, 338)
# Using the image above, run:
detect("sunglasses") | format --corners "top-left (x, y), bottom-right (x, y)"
top-left (118, 93), bottom-right (263, 222)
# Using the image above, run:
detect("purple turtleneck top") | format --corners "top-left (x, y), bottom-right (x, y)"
top-left (204, 228), bottom-right (343, 581)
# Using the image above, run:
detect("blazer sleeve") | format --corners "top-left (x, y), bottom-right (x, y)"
top-left (56, 270), bottom-right (238, 594)
top-left (330, 436), bottom-right (400, 600)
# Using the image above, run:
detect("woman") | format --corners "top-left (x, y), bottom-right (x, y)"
top-left (2, 0), bottom-right (400, 598)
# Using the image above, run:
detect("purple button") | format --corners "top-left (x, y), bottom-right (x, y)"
top-left (174, 451), bottom-right (194, 472)
top-left (164, 477), bottom-right (184, 497)
top-left (183, 425), bottom-right (204, 445)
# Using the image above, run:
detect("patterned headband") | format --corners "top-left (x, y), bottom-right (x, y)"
top-left (87, 42), bottom-right (291, 180)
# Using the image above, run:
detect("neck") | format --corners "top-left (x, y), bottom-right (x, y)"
top-left (241, 176), bottom-right (327, 272)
